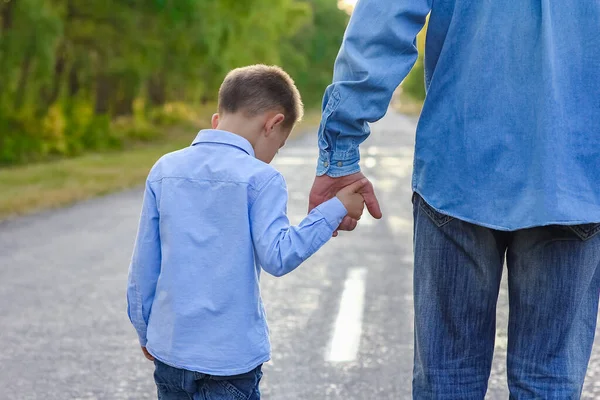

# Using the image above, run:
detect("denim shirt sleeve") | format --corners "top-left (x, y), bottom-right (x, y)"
top-left (127, 180), bottom-right (161, 346)
top-left (317, 0), bottom-right (432, 177)
top-left (250, 173), bottom-right (347, 277)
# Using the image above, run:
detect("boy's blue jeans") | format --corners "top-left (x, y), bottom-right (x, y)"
top-left (413, 194), bottom-right (600, 399)
top-left (153, 360), bottom-right (262, 400)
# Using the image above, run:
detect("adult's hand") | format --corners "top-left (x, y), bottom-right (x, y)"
top-left (309, 172), bottom-right (382, 236)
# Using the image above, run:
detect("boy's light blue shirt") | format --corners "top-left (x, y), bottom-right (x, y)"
top-left (127, 129), bottom-right (347, 375)
top-left (317, 0), bottom-right (600, 230)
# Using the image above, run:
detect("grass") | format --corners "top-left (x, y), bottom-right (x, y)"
top-left (0, 110), bottom-right (322, 221)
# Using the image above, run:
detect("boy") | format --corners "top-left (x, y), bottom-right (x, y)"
top-left (127, 65), bottom-right (366, 399)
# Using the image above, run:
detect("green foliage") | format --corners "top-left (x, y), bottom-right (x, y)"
top-left (0, 0), bottom-right (348, 165)
top-left (281, 0), bottom-right (349, 106)
top-left (402, 20), bottom-right (428, 102)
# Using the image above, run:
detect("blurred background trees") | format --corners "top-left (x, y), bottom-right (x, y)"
top-left (0, 0), bottom-right (349, 164)
top-left (401, 19), bottom-right (428, 103)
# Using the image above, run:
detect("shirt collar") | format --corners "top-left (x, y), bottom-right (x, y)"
top-left (191, 129), bottom-right (255, 157)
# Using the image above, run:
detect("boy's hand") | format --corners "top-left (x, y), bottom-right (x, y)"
top-left (309, 172), bottom-right (381, 237)
top-left (141, 346), bottom-right (155, 361)
top-left (336, 179), bottom-right (367, 220)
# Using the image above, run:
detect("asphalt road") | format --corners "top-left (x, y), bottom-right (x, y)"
top-left (1, 109), bottom-right (599, 399)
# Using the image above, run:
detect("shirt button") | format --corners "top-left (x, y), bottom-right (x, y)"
top-left (323, 161), bottom-right (329, 167)
top-left (337, 161), bottom-right (343, 167)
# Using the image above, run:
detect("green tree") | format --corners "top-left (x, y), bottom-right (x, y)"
top-left (0, 0), bottom-right (348, 165)
top-left (281, 0), bottom-right (349, 106)
top-left (402, 19), bottom-right (428, 101)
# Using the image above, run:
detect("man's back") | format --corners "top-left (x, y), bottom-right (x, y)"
top-left (318, 0), bottom-right (600, 229)
top-left (417, 0), bottom-right (600, 229)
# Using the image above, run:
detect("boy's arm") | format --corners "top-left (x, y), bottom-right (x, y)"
top-left (127, 180), bottom-right (161, 346)
top-left (251, 173), bottom-right (348, 277)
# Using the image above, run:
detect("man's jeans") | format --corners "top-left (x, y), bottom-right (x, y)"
top-left (153, 360), bottom-right (262, 400)
top-left (413, 194), bottom-right (600, 399)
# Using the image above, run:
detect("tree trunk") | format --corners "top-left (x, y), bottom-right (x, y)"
top-left (95, 74), bottom-right (112, 115)
top-left (0, 0), bottom-right (15, 31)
top-left (15, 46), bottom-right (34, 110)
top-left (114, 80), bottom-right (135, 117)
top-left (147, 73), bottom-right (166, 107)
top-left (0, 0), bottom-right (16, 95)
top-left (68, 63), bottom-right (80, 97)
top-left (40, 42), bottom-right (67, 111)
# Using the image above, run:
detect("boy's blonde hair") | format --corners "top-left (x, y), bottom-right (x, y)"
top-left (218, 65), bottom-right (304, 130)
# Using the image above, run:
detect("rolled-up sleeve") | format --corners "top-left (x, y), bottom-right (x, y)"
top-left (317, 0), bottom-right (432, 177)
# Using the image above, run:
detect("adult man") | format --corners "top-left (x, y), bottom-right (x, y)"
top-left (308, 0), bottom-right (600, 398)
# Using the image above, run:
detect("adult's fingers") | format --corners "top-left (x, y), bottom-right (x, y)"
top-left (333, 217), bottom-right (357, 237)
top-left (338, 216), bottom-right (358, 231)
top-left (363, 188), bottom-right (382, 219)
top-left (340, 178), bottom-right (369, 194)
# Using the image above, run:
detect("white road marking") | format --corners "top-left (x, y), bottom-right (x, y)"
top-left (364, 157), bottom-right (377, 168)
top-left (275, 156), bottom-right (313, 165)
top-left (326, 267), bottom-right (368, 362)
top-left (366, 146), bottom-right (380, 156)
top-left (288, 215), bottom-right (306, 224)
top-left (381, 157), bottom-right (413, 178)
top-left (495, 333), bottom-right (508, 350)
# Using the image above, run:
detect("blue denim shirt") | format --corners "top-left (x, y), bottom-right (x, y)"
top-left (318, 0), bottom-right (600, 230)
top-left (127, 130), bottom-right (347, 375)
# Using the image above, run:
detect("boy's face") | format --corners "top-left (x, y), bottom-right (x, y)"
top-left (255, 125), bottom-right (291, 164)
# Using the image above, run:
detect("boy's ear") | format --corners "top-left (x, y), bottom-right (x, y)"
top-left (265, 113), bottom-right (285, 136)
top-left (211, 113), bottom-right (219, 129)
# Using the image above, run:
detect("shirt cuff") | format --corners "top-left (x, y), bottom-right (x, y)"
top-left (316, 149), bottom-right (361, 177)
top-left (315, 197), bottom-right (348, 230)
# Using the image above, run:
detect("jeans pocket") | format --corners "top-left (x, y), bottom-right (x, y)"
top-left (156, 383), bottom-right (194, 400)
top-left (568, 223), bottom-right (600, 241)
top-left (214, 366), bottom-right (262, 400)
top-left (153, 360), bottom-right (191, 394)
top-left (417, 194), bottom-right (454, 228)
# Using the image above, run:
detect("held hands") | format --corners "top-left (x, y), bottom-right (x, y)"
top-left (336, 179), bottom-right (368, 220)
top-left (309, 172), bottom-right (382, 236)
